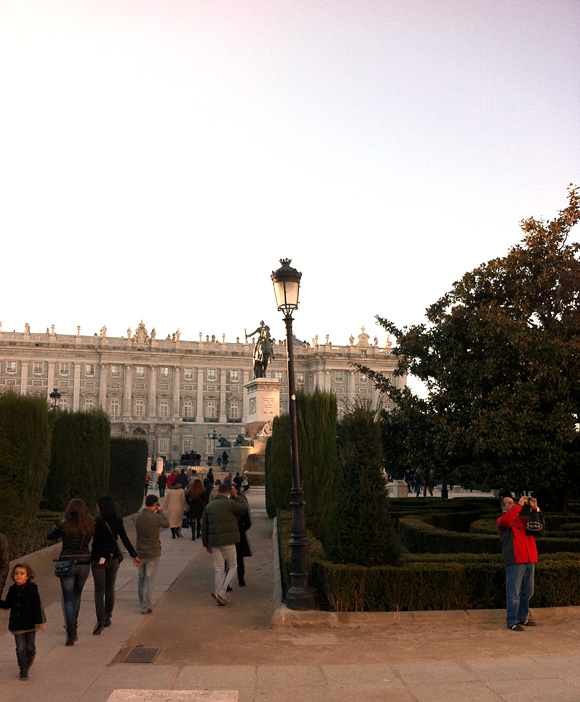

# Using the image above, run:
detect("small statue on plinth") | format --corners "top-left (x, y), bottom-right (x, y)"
top-left (245, 320), bottom-right (275, 379)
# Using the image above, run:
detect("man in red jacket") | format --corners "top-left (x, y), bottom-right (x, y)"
top-left (497, 495), bottom-right (540, 631)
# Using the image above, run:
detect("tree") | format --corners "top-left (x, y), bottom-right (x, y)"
top-left (109, 438), bottom-right (148, 516)
top-left (324, 402), bottom-right (401, 566)
top-left (363, 186), bottom-right (580, 512)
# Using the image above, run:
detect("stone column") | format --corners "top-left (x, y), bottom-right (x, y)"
top-left (242, 369), bottom-right (250, 423)
top-left (99, 363), bottom-right (107, 409)
top-left (219, 369), bottom-right (227, 423)
top-left (348, 369), bottom-right (356, 404)
top-left (172, 366), bottom-right (180, 418)
top-left (123, 365), bottom-right (132, 417)
top-left (72, 363), bottom-right (81, 411)
top-left (148, 366), bottom-right (157, 417)
top-left (47, 362), bottom-right (55, 402)
top-left (195, 368), bottom-right (204, 422)
top-left (20, 361), bottom-right (28, 396)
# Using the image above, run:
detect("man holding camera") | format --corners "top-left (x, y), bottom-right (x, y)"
top-left (135, 494), bottom-right (169, 614)
top-left (202, 483), bottom-right (248, 606)
top-left (497, 495), bottom-right (541, 631)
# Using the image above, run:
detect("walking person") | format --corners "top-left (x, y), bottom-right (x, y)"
top-left (497, 494), bottom-right (541, 631)
top-left (186, 478), bottom-right (206, 540)
top-left (0, 563), bottom-right (46, 680)
top-left (91, 495), bottom-right (141, 635)
top-left (164, 478), bottom-right (188, 538)
top-left (157, 470), bottom-right (167, 498)
top-left (234, 489), bottom-right (252, 587)
top-left (47, 498), bottom-right (94, 646)
top-left (202, 483), bottom-right (248, 605)
top-left (135, 494), bottom-right (169, 614)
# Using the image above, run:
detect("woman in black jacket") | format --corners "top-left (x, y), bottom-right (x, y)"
top-left (47, 498), bottom-right (94, 646)
top-left (91, 495), bottom-right (140, 635)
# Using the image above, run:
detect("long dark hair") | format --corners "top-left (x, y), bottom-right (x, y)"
top-left (97, 495), bottom-right (118, 521)
top-left (63, 498), bottom-right (94, 537)
top-left (188, 478), bottom-right (205, 501)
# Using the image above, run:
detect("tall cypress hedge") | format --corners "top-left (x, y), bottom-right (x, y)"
top-left (109, 437), bottom-right (149, 516)
top-left (296, 389), bottom-right (338, 541)
top-left (44, 410), bottom-right (111, 512)
top-left (324, 402), bottom-right (401, 566)
top-left (0, 393), bottom-right (52, 542)
top-left (265, 390), bottom-right (338, 539)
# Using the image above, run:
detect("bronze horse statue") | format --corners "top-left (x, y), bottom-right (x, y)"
top-left (245, 321), bottom-right (275, 379)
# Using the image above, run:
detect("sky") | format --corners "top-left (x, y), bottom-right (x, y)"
top-left (1, 1), bottom-right (578, 372)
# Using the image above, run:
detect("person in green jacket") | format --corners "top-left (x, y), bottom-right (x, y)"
top-left (201, 483), bottom-right (248, 605)
top-left (135, 494), bottom-right (169, 614)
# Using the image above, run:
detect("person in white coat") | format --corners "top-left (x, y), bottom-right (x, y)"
top-left (164, 481), bottom-right (187, 538)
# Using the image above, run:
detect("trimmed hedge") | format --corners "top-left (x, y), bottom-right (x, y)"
top-left (278, 511), bottom-right (580, 611)
top-left (400, 515), bottom-right (580, 554)
top-left (44, 410), bottom-right (111, 511)
top-left (109, 438), bottom-right (148, 517)
top-left (0, 393), bottom-right (52, 550)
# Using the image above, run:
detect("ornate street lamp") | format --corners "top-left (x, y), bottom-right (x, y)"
top-left (271, 259), bottom-right (317, 611)
top-left (49, 387), bottom-right (61, 410)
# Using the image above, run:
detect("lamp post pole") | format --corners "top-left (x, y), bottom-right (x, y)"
top-left (272, 259), bottom-right (317, 611)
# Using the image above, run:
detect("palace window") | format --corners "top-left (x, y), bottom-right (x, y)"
top-left (183, 438), bottom-right (194, 453)
top-left (85, 364), bottom-right (95, 376)
top-left (184, 368), bottom-right (193, 379)
top-left (335, 371), bottom-right (343, 382)
top-left (33, 362), bottom-right (43, 374)
top-left (360, 374), bottom-right (368, 383)
top-left (134, 399), bottom-right (145, 417)
top-left (229, 400), bottom-right (241, 420)
top-left (111, 365), bottom-right (120, 376)
top-left (84, 397), bottom-right (95, 411)
top-left (136, 366), bottom-right (145, 378)
top-left (207, 369), bottom-right (216, 380)
top-left (158, 438), bottom-right (169, 454)
top-left (6, 361), bottom-right (16, 373)
top-left (60, 395), bottom-right (70, 411)
top-left (109, 398), bottom-right (120, 417)
top-left (275, 371), bottom-right (284, 382)
top-left (158, 399), bottom-right (169, 417)
top-left (160, 367), bottom-right (169, 378)
top-left (296, 373), bottom-right (304, 383)
top-left (205, 399), bottom-right (217, 419)
top-left (60, 363), bottom-right (69, 375)
top-left (230, 370), bottom-right (239, 381)
top-left (183, 400), bottom-right (194, 418)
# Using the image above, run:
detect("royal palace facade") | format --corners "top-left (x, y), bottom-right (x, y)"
top-left (0, 321), bottom-right (404, 463)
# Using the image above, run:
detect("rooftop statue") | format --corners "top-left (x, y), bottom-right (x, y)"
top-left (245, 320), bottom-right (275, 379)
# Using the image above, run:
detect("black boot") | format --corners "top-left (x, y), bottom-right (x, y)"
top-left (65, 627), bottom-right (77, 646)
top-left (171, 528), bottom-right (176, 539)
top-left (197, 523), bottom-right (201, 538)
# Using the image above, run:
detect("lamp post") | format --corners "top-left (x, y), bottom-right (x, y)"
top-left (207, 430), bottom-right (218, 464)
top-left (49, 387), bottom-right (61, 411)
top-left (271, 258), bottom-right (318, 611)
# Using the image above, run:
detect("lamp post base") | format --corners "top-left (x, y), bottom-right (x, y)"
top-left (286, 585), bottom-right (319, 611)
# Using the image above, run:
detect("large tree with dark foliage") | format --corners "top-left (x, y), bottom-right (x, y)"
top-left (363, 186), bottom-right (580, 512)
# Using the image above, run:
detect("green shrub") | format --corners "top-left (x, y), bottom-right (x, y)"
top-left (44, 410), bottom-right (111, 511)
top-left (109, 438), bottom-right (148, 516)
top-left (324, 403), bottom-right (401, 566)
top-left (0, 393), bottom-right (52, 547)
top-left (266, 414), bottom-right (291, 515)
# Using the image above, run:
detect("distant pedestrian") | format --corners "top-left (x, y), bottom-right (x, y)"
top-left (186, 478), bottom-right (206, 541)
top-left (158, 470), bottom-right (167, 498)
top-left (233, 472), bottom-right (243, 491)
top-left (47, 499), bottom-right (94, 646)
top-left (167, 469), bottom-right (178, 488)
top-left (207, 467), bottom-right (215, 487)
top-left (177, 468), bottom-right (189, 489)
top-left (202, 483), bottom-right (249, 606)
top-left (164, 479), bottom-right (188, 538)
top-left (234, 490), bottom-right (252, 588)
top-left (135, 494), bottom-right (169, 614)
top-left (91, 495), bottom-right (141, 635)
top-left (0, 563), bottom-right (46, 680)
top-left (144, 472), bottom-right (150, 497)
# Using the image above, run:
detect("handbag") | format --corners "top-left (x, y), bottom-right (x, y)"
top-left (182, 513), bottom-right (190, 529)
top-left (55, 559), bottom-right (77, 578)
top-left (105, 521), bottom-right (124, 562)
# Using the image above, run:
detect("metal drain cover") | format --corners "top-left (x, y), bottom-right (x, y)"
top-left (122, 647), bottom-right (160, 663)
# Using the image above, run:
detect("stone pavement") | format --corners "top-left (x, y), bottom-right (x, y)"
top-left (1, 487), bottom-right (580, 701)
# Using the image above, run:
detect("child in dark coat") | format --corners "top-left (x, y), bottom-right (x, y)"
top-left (0, 563), bottom-right (46, 680)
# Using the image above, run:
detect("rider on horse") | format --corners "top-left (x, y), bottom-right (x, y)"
top-left (245, 321), bottom-right (275, 378)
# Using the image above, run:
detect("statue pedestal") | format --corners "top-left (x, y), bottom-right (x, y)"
top-left (244, 378), bottom-right (280, 440)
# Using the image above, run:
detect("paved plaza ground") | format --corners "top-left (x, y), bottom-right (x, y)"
top-left (1, 486), bottom-right (580, 701)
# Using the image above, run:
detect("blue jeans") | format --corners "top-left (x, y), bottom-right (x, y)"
top-left (92, 557), bottom-right (120, 626)
top-left (59, 563), bottom-right (90, 632)
top-left (505, 563), bottom-right (535, 626)
top-left (14, 631), bottom-right (36, 673)
top-left (212, 544), bottom-right (237, 597)
top-left (138, 557), bottom-right (159, 612)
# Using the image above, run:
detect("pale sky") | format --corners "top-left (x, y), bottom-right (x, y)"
top-left (1, 1), bottom-right (578, 362)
